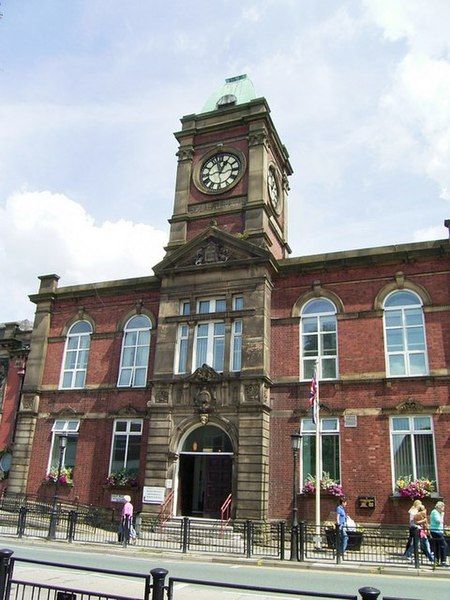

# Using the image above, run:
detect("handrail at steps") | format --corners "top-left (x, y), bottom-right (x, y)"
top-left (220, 493), bottom-right (232, 535)
top-left (158, 490), bottom-right (174, 527)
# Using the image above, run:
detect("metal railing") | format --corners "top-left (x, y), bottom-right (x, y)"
top-left (0, 493), bottom-right (448, 568)
top-left (0, 551), bottom-right (422, 600)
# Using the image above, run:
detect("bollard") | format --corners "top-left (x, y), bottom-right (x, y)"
top-left (150, 568), bottom-right (168, 600)
top-left (181, 517), bottom-right (189, 554)
top-left (0, 549), bottom-right (14, 600)
top-left (358, 587), bottom-right (380, 600)
top-left (299, 521), bottom-right (306, 562)
top-left (17, 507), bottom-right (27, 538)
top-left (279, 521), bottom-right (285, 561)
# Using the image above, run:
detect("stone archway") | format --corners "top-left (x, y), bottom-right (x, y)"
top-left (177, 424), bottom-right (233, 519)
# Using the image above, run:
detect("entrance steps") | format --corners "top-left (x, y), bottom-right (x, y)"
top-left (152, 517), bottom-right (245, 550)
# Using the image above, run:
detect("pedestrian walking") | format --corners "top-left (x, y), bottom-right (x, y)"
top-left (119, 494), bottom-right (134, 544)
top-left (404, 499), bottom-right (422, 561)
top-left (430, 501), bottom-right (448, 567)
top-left (413, 504), bottom-right (434, 563)
top-left (336, 497), bottom-right (349, 555)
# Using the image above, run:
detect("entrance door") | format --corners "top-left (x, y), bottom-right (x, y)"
top-left (178, 425), bottom-right (233, 519)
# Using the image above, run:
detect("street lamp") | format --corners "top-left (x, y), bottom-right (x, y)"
top-left (48, 435), bottom-right (67, 540)
top-left (290, 429), bottom-right (302, 561)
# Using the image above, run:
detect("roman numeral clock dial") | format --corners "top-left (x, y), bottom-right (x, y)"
top-left (199, 152), bottom-right (241, 193)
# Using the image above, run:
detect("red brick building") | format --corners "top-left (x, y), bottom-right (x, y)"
top-left (7, 76), bottom-right (450, 524)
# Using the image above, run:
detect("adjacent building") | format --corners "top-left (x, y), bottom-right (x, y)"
top-left (7, 76), bottom-right (450, 524)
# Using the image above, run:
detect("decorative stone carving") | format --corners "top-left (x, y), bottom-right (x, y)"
top-left (194, 241), bottom-right (229, 265)
top-left (244, 384), bottom-right (260, 403)
top-left (193, 386), bottom-right (214, 413)
top-left (176, 146), bottom-right (194, 162)
top-left (21, 394), bottom-right (39, 413)
top-left (395, 272), bottom-right (405, 289)
top-left (135, 299), bottom-right (143, 314)
top-left (0, 359), bottom-right (8, 390)
top-left (248, 131), bottom-right (268, 148)
top-left (187, 364), bottom-right (222, 383)
top-left (188, 197), bottom-right (244, 214)
top-left (396, 398), bottom-right (423, 413)
top-left (53, 406), bottom-right (82, 417)
top-left (77, 306), bottom-right (85, 320)
top-left (116, 404), bottom-right (145, 416)
top-left (155, 387), bottom-right (170, 404)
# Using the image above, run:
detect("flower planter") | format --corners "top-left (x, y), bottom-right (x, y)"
top-left (325, 528), bottom-right (364, 551)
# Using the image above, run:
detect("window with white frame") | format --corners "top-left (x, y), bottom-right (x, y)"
top-left (197, 297), bottom-right (226, 314)
top-left (118, 315), bottom-right (151, 387)
top-left (230, 320), bottom-right (242, 371)
top-left (383, 291), bottom-right (428, 377)
top-left (180, 300), bottom-right (190, 316)
top-left (301, 418), bottom-right (340, 485)
top-left (301, 299), bottom-right (338, 380)
top-left (194, 321), bottom-right (225, 371)
top-left (233, 296), bottom-right (244, 310)
top-left (48, 420), bottom-right (80, 471)
top-left (390, 416), bottom-right (436, 486)
top-left (60, 321), bottom-right (93, 389)
top-left (109, 419), bottom-right (143, 475)
top-left (175, 323), bottom-right (189, 374)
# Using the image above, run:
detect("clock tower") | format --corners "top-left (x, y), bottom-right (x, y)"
top-left (166, 75), bottom-right (293, 260)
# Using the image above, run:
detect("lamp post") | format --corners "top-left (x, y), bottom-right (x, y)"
top-left (290, 429), bottom-right (302, 561)
top-left (48, 435), bottom-right (67, 540)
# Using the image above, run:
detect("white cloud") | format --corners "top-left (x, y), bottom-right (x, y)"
top-left (413, 224), bottom-right (448, 242)
top-left (363, 0), bottom-right (450, 201)
top-left (0, 190), bottom-right (167, 322)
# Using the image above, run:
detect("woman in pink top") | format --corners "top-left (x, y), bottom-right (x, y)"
top-left (120, 495), bottom-right (134, 543)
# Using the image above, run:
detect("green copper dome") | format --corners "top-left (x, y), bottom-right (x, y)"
top-left (201, 74), bottom-right (256, 113)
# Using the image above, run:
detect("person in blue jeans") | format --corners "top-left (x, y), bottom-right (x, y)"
top-left (336, 497), bottom-right (348, 555)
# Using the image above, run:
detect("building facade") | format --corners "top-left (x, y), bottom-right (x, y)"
top-left (7, 76), bottom-right (450, 524)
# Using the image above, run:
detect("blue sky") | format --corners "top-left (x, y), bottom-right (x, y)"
top-left (1, 1), bottom-right (449, 321)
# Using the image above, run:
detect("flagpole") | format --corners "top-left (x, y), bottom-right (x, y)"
top-left (314, 359), bottom-right (321, 548)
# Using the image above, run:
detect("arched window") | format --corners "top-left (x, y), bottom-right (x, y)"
top-left (301, 298), bottom-right (338, 380)
top-left (118, 315), bottom-right (151, 387)
top-left (383, 291), bottom-right (428, 377)
top-left (60, 321), bottom-right (93, 389)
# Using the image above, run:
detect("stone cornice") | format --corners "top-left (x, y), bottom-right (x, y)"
top-left (278, 239), bottom-right (449, 273)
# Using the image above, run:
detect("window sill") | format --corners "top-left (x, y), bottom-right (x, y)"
top-left (389, 493), bottom-right (443, 501)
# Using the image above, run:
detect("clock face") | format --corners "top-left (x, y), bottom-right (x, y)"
top-left (200, 152), bottom-right (241, 192)
top-left (267, 167), bottom-right (279, 208)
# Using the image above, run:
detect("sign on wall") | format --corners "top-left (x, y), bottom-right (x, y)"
top-left (358, 496), bottom-right (375, 509)
top-left (142, 486), bottom-right (166, 504)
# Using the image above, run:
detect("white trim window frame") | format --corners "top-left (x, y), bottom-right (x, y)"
top-left (383, 291), bottom-right (429, 377)
top-left (197, 297), bottom-right (226, 314)
top-left (193, 321), bottom-right (225, 372)
top-left (230, 319), bottom-right (242, 372)
top-left (59, 321), bottom-right (93, 389)
top-left (300, 299), bottom-right (338, 381)
top-left (117, 315), bottom-right (151, 388)
top-left (109, 419), bottom-right (143, 475)
top-left (175, 323), bottom-right (189, 374)
top-left (47, 419), bottom-right (80, 472)
top-left (300, 417), bottom-right (340, 488)
top-left (390, 415), bottom-right (437, 491)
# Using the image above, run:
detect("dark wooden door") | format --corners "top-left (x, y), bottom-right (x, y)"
top-left (203, 455), bottom-right (232, 518)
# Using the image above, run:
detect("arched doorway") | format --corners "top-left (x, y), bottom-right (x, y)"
top-left (178, 424), bottom-right (233, 519)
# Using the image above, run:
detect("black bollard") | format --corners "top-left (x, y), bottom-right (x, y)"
top-left (0, 549), bottom-right (14, 600)
top-left (358, 586), bottom-right (380, 600)
top-left (150, 568), bottom-right (168, 600)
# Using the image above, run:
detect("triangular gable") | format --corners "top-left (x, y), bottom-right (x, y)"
top-left (153, 226), bottom-right (272, 275)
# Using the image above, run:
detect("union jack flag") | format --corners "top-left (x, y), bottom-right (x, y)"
top-left (309, 368), bottom-right (318, 424)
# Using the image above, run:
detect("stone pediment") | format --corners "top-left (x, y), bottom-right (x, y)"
top-left (153, 226), bottom-right (271, 275)
top-left (186, 364), bottom-right (222, 383)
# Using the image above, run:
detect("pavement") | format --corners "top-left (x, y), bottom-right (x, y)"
top-left (2, 536), bottom-right (449, 600)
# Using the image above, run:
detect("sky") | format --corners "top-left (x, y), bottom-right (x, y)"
top-left (1, 0), bottom-right (449, 323)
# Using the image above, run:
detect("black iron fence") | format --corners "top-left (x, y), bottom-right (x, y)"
top-left (0, 550), bottom-right (422, 600)
top-left (0, 493), bottom-right (448, 568)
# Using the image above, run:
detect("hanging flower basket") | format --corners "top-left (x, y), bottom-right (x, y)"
top-left (105, 469), bottom-right (139, 488)
top-left (395, 476), bottom-right (435, 499)
top-left (302, 473), bottom-right (345, 498)
top-left (45, 467), bottom-right (73, 487)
